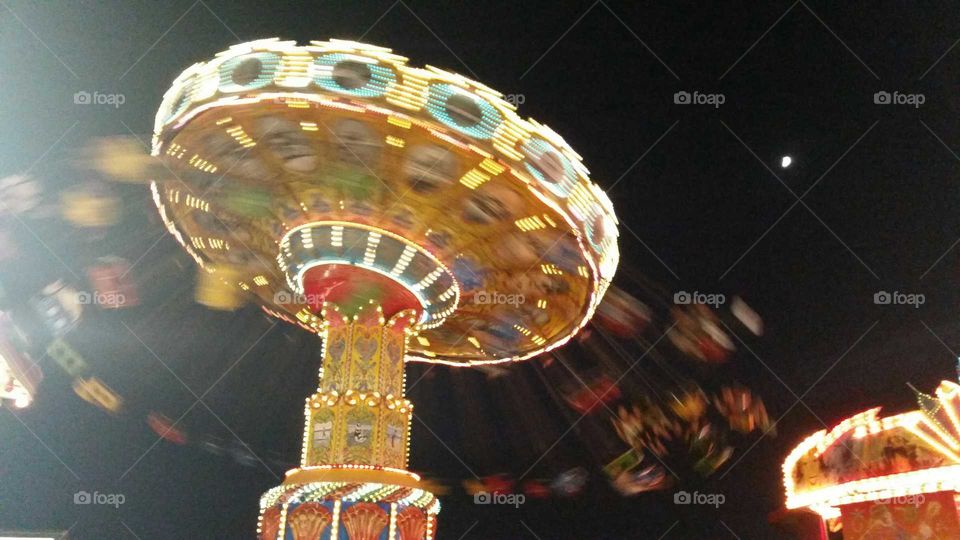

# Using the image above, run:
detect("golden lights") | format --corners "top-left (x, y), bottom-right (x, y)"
top-left (783, 380), bottom-right (960, 516)
top-left (149, 38), bottom-right (621, 368)
top-left (152, 38), bottom-right (619, 282)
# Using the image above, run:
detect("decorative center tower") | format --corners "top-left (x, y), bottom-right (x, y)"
top-left (259, 302), bottom-right (438, 539)
top-left (146, 38), bottom-right (620, 539)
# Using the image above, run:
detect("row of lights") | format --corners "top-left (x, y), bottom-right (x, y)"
top-left (279, 222), bottom-right (460, 327)
top-left (307, 389), bottom-right (412, 412)
top-left (283, 482), bottom-right (438, 510)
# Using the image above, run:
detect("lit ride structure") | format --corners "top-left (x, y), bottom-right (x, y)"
top-left (150, 39), bottom-right (620, 539)
top-left (782, 380), bottom-right (960, 538)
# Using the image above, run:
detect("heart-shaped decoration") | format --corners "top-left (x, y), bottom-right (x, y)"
top-left (328, 336), bottom-right (347, 362)
top-left (355, 334), bottom-right (379, 361)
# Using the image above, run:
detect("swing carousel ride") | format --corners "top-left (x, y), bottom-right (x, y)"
top-left (142, 38), bottom-right (619, 539)
top-left (0, 37), bottom-right (774, 539)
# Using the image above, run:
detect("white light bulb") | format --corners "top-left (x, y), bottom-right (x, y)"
top-left (780, 155), bottom-right (793, 168)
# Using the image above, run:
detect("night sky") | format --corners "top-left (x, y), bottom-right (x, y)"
top-left (2, 1), bottom-right (960, 538)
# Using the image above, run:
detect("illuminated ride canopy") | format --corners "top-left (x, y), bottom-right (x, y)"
top-left (149, 39), bottom-right (619, 539)
top-left (782, 380), bottom-right (960, 537)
